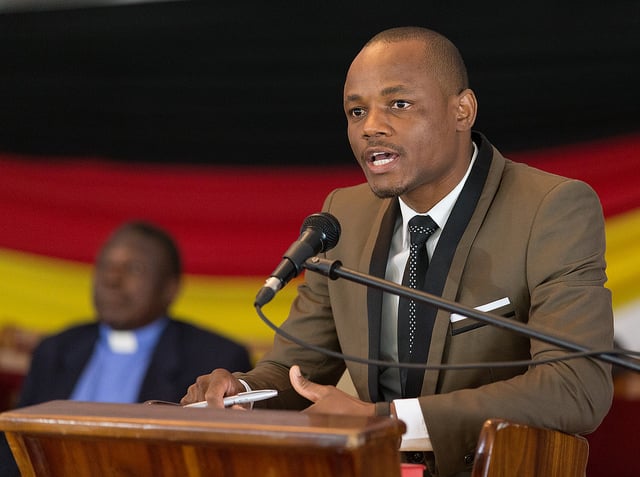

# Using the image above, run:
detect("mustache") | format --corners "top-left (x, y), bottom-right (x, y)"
top-left (364, 140), bottom-right (406, 156)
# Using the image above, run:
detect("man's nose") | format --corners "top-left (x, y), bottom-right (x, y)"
top-left (99, 265), bottom-right (125, 286)
top-left (362, 109), bottom-right (391, 138)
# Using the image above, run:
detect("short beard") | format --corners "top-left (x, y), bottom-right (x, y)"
top-left (369, 183), bottom-right (406, 199)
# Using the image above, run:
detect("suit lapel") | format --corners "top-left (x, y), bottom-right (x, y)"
top-left (61, 326), bottom-right (98, 398)
top-left (366, 199), bottom-right (398, 402)
top-left (137, 320), bottom-right (181, 402)
top-left (405, 134), bottom-right (493, 397)
top-left (420, 132), bottom-right (506, 395)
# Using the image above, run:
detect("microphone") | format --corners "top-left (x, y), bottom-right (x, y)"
top-left (255, 212), bottom-right (341, 307)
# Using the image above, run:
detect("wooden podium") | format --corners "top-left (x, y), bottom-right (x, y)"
top-left (0, 400), bottom-right (405, 477)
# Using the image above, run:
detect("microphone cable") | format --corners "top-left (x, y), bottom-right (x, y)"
top-left (255, 304), bottom-right (640, 371)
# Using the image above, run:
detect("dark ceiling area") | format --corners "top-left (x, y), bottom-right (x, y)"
top-left (1, 1), bottom-right (639, 165)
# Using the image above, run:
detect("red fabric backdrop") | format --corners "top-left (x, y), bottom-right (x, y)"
top-left (1, 132), bottom-right (639, 276)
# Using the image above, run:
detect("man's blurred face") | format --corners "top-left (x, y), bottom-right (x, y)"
top-left (92, 230), bottom-right (178, 330)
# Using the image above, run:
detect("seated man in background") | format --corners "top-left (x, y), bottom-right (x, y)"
top-left (1, 221), bottom-right (251, 476)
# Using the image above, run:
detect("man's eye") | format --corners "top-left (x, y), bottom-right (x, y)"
top-left (350, 107), bottom-right (365, 118)
top-left (125, 262), bottom-right (147, 275)
top-left (392, 100), bottom-right (411, 109)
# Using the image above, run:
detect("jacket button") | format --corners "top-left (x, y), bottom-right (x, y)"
top-left (464, 453), bottom-right (474, 465)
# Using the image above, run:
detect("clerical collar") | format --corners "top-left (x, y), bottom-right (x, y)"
top-left (99, 317), bottom-right (169, 354)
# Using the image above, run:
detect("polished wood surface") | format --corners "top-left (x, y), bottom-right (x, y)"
top-left (0, 400), bottom-right (405, 477)
top-left (471, 418), bottom-right (589, 477)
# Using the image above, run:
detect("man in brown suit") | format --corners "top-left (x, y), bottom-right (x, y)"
top-left (183, 27), bottom-right (613, 476)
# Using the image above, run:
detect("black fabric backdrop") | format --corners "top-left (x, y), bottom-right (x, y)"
top-left (1, 0), bottom-right (639, 165)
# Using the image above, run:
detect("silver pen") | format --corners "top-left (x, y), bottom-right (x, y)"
top-left (183, 389), bottom-right (278, 408)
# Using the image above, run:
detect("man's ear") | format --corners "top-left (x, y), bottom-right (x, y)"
top-left (455, 88), bottom-right (477, 131)
top-left (163, 276), bottom-right (181, 307)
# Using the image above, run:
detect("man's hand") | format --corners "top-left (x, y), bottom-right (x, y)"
top-left (289, 365), bottom-right (375, 416)
top-left (180, 368), bottom-right (247, 408)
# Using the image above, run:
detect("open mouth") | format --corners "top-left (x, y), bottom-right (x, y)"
top-left (368, 150), bottom-right (399, 166)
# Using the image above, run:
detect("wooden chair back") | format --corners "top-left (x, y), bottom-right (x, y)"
top-left (471, 418), bottom-right (589, 477)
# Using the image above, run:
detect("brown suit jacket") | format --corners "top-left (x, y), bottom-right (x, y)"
top-left (240, 133), bottom-right (613, 476)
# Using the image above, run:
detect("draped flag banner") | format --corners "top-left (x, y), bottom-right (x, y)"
top-left (2, 132), bottom-right (639, 357)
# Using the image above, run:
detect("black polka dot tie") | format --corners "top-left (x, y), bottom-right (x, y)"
top-left (398, 215), bottom-right (438, 365)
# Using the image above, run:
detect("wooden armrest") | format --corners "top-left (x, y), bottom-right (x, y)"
top-left (471, 418), bottom-right (588, 477)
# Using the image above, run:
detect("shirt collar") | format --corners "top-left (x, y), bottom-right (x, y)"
top-left (99, 316), bottom-right (169, 354)
top-left (398, 141), bottom-right (478, 246)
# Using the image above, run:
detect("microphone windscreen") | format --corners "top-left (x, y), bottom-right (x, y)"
top-left (300, 212), bottom-right (341, 252)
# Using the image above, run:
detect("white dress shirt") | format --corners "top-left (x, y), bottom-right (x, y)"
top-left (380, 143), bottom-right (478, 450)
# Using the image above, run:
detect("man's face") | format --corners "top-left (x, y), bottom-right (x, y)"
top-left (92, 231), bottom-right (177, 330)
top-left (344, 39), bottom-right (471, 212)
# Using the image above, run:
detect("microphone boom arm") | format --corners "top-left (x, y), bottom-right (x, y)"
top-left (303, 256), bottom-right (640, 372)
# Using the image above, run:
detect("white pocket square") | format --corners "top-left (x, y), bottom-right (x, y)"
top-left (450, 297), bottom-right (511, 323)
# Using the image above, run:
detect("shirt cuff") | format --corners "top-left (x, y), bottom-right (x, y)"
top-left (393, 398), bottom-right (432, 451)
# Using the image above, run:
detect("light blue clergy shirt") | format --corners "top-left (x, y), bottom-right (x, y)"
top-left (70, 317), bottom-right (169, 403)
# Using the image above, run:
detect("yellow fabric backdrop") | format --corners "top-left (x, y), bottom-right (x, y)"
top-left (2, 207), bottom-right (639, 357)
top-left (0, 249), bottom-right (298, 360)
